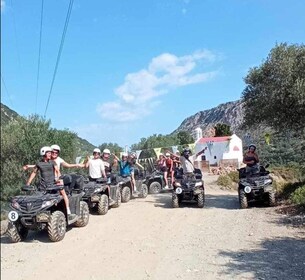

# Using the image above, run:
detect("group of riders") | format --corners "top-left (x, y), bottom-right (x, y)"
top-left (22, 142), bottom-right (259, 220)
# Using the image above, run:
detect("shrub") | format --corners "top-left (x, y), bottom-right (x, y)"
top-left (290, 186), bottom-right (305, 206)
top-left (217, 175), bottom-right (233, 187)
top-left (227, 171), bottom-right (239, 183)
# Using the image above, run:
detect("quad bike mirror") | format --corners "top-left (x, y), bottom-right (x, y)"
top-left (265, 163), bottom-right (270, 169)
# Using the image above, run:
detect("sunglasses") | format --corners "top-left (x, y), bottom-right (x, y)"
top-left (51, 151), bottom-right (59, 154)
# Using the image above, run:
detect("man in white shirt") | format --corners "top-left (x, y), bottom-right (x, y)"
top-left (85, 148), bottom-right (106, 180)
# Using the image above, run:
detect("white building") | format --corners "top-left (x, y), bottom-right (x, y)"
top-left (194, 133), bottom-right (243, 167)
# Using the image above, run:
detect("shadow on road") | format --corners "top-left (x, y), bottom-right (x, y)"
top-left (219, 237), bottom-right (305, 279)
top-left (151, 192), bottom-right (240, 210)
top-left (1, 227), bottom-right (73, 244)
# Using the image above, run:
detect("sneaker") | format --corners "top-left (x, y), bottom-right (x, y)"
top-left (68, 214), bottom-right (77, 221)
top-left (164, 185), bottom-right (169, 190)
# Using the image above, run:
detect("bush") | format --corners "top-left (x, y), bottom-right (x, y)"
top-left (227, 171), bottom-right (239, 183)
top-left (217, 175), bottom-right (233, 187)
top-left (290, 186), bottom-right (305, 206)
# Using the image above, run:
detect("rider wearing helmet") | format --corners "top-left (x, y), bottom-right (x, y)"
top-left (23, 144), bottom-right (82, 170)
top-left (167, 146), bottom-right (207, 175)
top-left (165, 152), bottom-right (174, 188)
top-left (101, 149), bottom-right (112, 176)
top-left (26, 146), bottom-right (76, 220)
top-left (243, 144), bottom-right (260, 175)
top-left (83, 148), bottom-right (107, 181)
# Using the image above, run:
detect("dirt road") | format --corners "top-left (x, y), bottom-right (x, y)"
top-left (1, 175), bottom-right (304, 280)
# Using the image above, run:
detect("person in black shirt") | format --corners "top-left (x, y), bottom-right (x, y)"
top-left (26, 146), bottom-right (76, 220)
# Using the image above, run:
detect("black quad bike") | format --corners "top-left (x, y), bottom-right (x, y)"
top-left (82, 177), bottom-right (121, 215)
top-left (143, 169), bottom-right (172, 194)
top-left (172, 169), bottom-right (205, 208)
top-left (7, 174), bottom-right (89, 243)
top-left (111, 173), bottom-right (148, 203)
top-left (238, 164), bottom-right (275, 209)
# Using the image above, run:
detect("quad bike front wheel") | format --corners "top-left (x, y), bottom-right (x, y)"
top-left (268, 192), bottom-right (276, 207)
top-left (172, 194), bottom-right (179, 208)
top-left (112, 190), bottom-right (121, 208)
top-left (48, 211), bottom-right (66, 242)
top-left (239, 189), bottom-right (248, 209)
top-left (97, 194), bottom-right (109, 215)
top-left (75, 201), bottom-right (90, 227)
top-left (139, 184), bottom-right (148, 198)
top-left (121, 186), bottom-right (131, 203)
top-left (149, 182), bottom-right (162, 194)
top-left (7, 222), bottom-right (28, 243)
top-left (197, 192), bottom-right (205, 208)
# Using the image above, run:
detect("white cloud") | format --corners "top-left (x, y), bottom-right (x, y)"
top-left (97, 50), bottom-right (218, 122)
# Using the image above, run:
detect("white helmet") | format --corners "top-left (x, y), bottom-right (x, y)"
top-left (93, 148), bottom-right (101, 154)
top-left (165, 152), bottom-right (170, 157)
top-left (40, 146), bottom-right (52, 156)
top-left (51, 144), bottom-right (61, 152)
top-left (122, 152), bottom-right (128, 157)
top-left (103, 148), bottom-right (111, 154)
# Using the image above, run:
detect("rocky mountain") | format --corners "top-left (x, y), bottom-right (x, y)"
top-left (0, 103), bottom-right (19, 125)
top-left (173, 99), bottom-right (245, 138)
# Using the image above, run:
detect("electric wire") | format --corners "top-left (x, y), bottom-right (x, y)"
top-left (35, 0), bottom-right (44, 114)
top-left (1, 74), bottom-right (14, 107)
top-left (44, 0), bottom-right (74, 117)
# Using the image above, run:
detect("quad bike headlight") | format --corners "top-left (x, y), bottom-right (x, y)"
top-left (244, 186), bottom-right (252, 194)
top-left (94, 187), bottom-right (102, 193)
top-left (195, 181), bottom-right (203, 187)
top-left (175, 187), bottom-right (183, 194)
top-left (264, 179), bottom-right (272, 185)
top-left (12, 200), bottom-right (21, 210)
top-left (42, 199), bottom-right (56, 208)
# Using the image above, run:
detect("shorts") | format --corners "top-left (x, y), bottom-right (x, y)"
top-left (160, 166), bottom-right (167, 172)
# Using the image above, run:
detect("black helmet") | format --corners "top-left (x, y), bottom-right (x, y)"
top-left (248, 144), bottom-right (256, 150)
top-left (182, 147), bottom-right (191, 157)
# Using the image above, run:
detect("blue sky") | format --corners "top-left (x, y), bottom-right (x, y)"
top-left (1, 0), bottom-right (305, 147)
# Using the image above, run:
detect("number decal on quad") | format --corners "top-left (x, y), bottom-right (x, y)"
top-left (8, 211), bottom-right (19, 222)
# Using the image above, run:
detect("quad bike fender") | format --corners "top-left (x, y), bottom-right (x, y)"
top-left (264, 185), bottom-right (274, 193)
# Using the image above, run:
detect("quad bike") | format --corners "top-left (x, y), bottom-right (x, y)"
top-left (143, 169), bottom-right (173, 194)
top-left (7, 174), bottom-right (89, 243)
top-left (172, 168), bottom-right (205, 208)
top-left (238, 164), bottom-right (275, 209)
top-left (110, 172), bottom-right (148, 203)
top-left (82, 177), bottom-right (121, 215)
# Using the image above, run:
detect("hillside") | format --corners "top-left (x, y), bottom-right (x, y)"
top-left (173, 99), bottom-right (245, 137)
top-left (0, 102), bottom-right (95, 154)
top-left (0, 103), bottom-right (20, 125)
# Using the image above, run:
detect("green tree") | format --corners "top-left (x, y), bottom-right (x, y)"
top-left (176, 131), bottom-right (194, 145)
top-left (0, 115), bottom-right (78, 203)
top-left (214, 123), bottom-right (232, 137)
top-left (242, 43), bottom-right (305, 132)
top-left (98, 143), bottom-right (123, 156)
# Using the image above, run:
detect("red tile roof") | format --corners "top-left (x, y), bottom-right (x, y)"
top-left (197, 136), bottom-right (231, 144)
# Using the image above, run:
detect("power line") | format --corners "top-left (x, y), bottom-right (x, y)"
top-left (35, 0), bottom-right (44, 114)
top-left (44, 0), bottom-right (74, 117)
top-left (1, 74), bottom-right (14, 107)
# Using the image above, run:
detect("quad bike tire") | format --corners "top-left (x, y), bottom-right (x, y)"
top-left (197, 191), bottom-right (205, 208)
top-left (75, 201), bottom-right (90, 227)
top-left (149, 181), bottom-right (162, 194)
top-left (7, 222), bottom-right (28, 243)
top-left (172, 194), bottom-right (179, 208)
top-left (268, 192), bottom-right (276, 207)
top-left (48, 211), bottom-right (66, 242)
top-left (139, 184), bottom-right (148, 198)
top-left (239, 189), bottom-right (248, 209)
top-left (121, 186), bottom-right (131, 203)
top-left (112, 190), bottom-right (121, 208)
top-left (97, 194), bottom-right (109, 215)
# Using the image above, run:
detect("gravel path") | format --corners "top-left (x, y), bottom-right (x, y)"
top-left (1, 175), bottom-right (304, 280)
